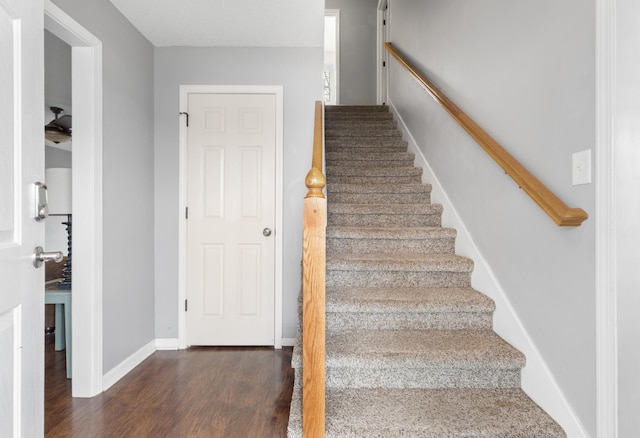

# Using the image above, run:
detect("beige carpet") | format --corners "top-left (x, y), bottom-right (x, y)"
top-left (288, 105), bottom-right (565, 437)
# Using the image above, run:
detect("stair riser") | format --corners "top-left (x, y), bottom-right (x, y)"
top-left (327, 170), bottom-right (420, 180)
top-left (326, 146), bottom-right (408, 155)
top-left (325, 112), bottom-right (393, 119)
top-left (328, 213), bottom-right (441, 227)
top-left (326, 121), bottom-right (398, 130)
top-left (325, 118), bottom-right (395, 125)
top-left (293, 367), bottom-right (520, 391)
top-left (325, 106), bottom-right (389, 113)
top-left (327, 151), bottom-right (413, 159)
top-left (324, 367), bottom-right (522, 390)
top-left (328, 237), bottom-right (454, 255)
top-left (326, 137), bottom-right (406, 145)
top-left (328, 192), bottom-right (431, 204)
top-left (327, 161), bottom-right (415, 170)
top-left (329, 163), bottom-right (419, 172)
top-left (327, 311), bottom-right (493, 332)
top-left (326, 131), bottom-right (402, 139)
top-left (327, 156), bottom-right (414, 165)
top-left (288, 387), bottom-right (566, 438)
top-left (328, 176), bottom-right (423, 185)
top-left (326, 270), bottom-right (471, 289)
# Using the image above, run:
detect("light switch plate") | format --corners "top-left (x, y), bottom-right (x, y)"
top-left (572, 149), bottom-right (592, 185)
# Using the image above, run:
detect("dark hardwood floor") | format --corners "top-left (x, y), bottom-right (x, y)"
top-left (45, 335), bottom-right (295, 437)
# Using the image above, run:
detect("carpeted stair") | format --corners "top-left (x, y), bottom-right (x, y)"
top-left (288, 105), bottom-right (566, 437)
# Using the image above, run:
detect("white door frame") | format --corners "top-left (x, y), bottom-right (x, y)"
top-left (44, 0), bottom-right (103, 397)
top-left (596, 0), bottom-right (640, 436)
top-left (376, 0), bottom-right (389, 104)
top-left (178, 85), bottom-right (284, 349)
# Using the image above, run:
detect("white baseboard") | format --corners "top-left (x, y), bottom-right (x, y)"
top-left (388, 101), bottom-right (589, 438)
top-left (102, 339), bottom-right (156, 392)
top-left (281, 337), bottom-right (296, 347)
top-left (156, 338), bottom-right (179, 350)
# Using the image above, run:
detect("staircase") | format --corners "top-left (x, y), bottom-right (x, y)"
top-left (288, 105), bottom-right (565, 437)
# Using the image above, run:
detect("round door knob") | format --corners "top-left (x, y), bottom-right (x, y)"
top-left (263, 228), bottom-right (272, 237)
top-left (33, 246), bottom-right (63, 268)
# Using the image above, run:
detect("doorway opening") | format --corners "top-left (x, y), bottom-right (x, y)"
top-left (44, 0), bottom-right (103, 397)
top-left (324, 10), bottom-right (340, 105)
top-left (376, 0), bottom-right (389, 104)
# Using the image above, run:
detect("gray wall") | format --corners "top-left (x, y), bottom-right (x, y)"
top-left (44, 30), bottom-right (71, 113)
top-left (154, 47), bottom-right (323, 340)
top-left (51, 0), bottom-right (156, 373)
top-left (325, 0), bottom-right (378, 104)
top-left (387, 0), bottom-right (595, 435)
top-left (45, 147), bottom-right (71, 168)
top-left (44, 147), bottom-right (71, 255)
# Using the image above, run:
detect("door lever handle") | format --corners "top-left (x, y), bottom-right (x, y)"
top-left (33, 246), bottom-right (63, 268)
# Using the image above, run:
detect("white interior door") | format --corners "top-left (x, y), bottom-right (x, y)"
top-left (186, 92), bottom-right (276, 346)
top-left (0, 1), bottom-right (44, 436)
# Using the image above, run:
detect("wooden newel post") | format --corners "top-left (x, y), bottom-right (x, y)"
top-left (302, 101), bottom-right (326, 438)
top-left (302, 114), bottom-right (327, 438)
top-left (302, 194), bottom-right (326, 438)
top-left (305, 167), bottom-right (326, 200)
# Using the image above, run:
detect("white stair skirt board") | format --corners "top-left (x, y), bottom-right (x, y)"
top-left (102, 340), bottom-right (156, 392)
top-left (388, 101), bottom-right (589, 438)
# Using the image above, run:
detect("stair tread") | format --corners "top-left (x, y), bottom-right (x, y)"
top-left (325, 105), bottom-right (389, 112)
top-left (326, 286), bottom-right (494, 313)
top-left (327, 183), bottom-right (431, 193)
top-left (329, 203), bottom-right (441, 214)
top-left (326, 129), bottom-right (401, 136)
top-left (288, 387), bottom-right (565, 438)
top-left (326, 151), bottom-right (414, 160)
top-left (327, 253), bottom-right (473, 272)
top-left (327, 226), bottom-right (456, 239)
top-left (325, 140), bottom-right (407, 147)
top-left (325, 329), bottom-right (524, 369)
top-left (326, 166), bottom-right (421, 176)
top-left (324, 119), bottom-right (398, 132)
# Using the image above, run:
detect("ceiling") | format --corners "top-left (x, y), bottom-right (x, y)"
top-left (108, 0), bottom-right (324, 47)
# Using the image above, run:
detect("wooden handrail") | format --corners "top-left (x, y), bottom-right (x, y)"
top-left (302, 100), bottom-right (326, 437)
top-left (385, 42), bottom-right (588, 226)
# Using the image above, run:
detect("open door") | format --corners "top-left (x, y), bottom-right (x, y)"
top-left (0, 0), bottom-right (45, 436)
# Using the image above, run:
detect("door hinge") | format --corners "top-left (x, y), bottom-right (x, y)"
top-left (185, 299), bottom-right (188, 311)
top-left (383, 61), bottom-right (386, 67)
top-left (185, 207), bottom-right (189, 219)
top-left (383, 19), bottom-right (386, 25)
top-left (179, 111), bottom-right (189, 127)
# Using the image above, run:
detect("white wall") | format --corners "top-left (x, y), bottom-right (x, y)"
top-left (51, 0), bottom-right (156, 373)
top-left (154, 47), bottom-right (323, 341)
top-left (387, 0), bottom-right (596, 435)
top-left (325, 0), bottom-right (378, 104)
